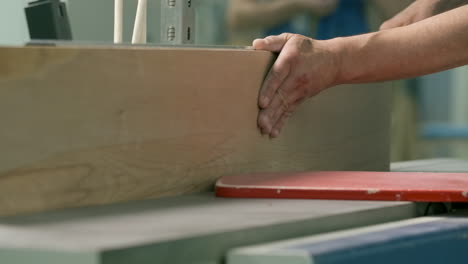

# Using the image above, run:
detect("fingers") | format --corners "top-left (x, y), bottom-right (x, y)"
top-left (379, 9), bottom-right (411, 30)
top-left (270, 111), bottom-right (292, 138)
top-left (258, 75), bottom-right (305, 137)
top-left (254, 34), bottom-right (296, 108)
top-left (254, 34), bottom-right (314, 138)
top-left (380, 18), bottom-right (404, 30)
top-left (253, 33), bottom-right (294, 52)
top-left (258, 95), bottom-right (301, 138)
top-left (258, 90), bottom-right (288, 135)
top-left (259, 59), bottom-right (291, 108)
top-left (256, 34), bottom-right (301, 109)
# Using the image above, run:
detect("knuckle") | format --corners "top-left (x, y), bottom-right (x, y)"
top-left (269, 68), bottom-right (282, 80)
top-left (380, 22), bottom-right (392, 30)
top-left (269, 63), bottom-right (289, 81)
top-left (264, 35), bottom-right (275, 43)
top-left (276, 86), bottom-right (287, 98)
top-left (288, 33), bottom-right (299, 38)
top-left (298, 37), bottom-right (313, 51)
top-left (264, 106), bottom-right (276, 118)
top-left (276, 88), bottom-right (290, 110)
top-left (284, 103), bottom-right (297, 116)
top-left (282, 53), bottom-right (299, 66)
top-left (258, 114), bottom-right (268, 126)
top-left (281, 33), bottom-right (295, 39)
top-left (266, 70), bottom-right (282, 89)
top-left (293, 74), bottom-right (311, 91)
top-left (258, 112), bottom-right (271, 128)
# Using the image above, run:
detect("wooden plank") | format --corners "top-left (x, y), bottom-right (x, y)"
top-left (215, 171), bottom-right (468, 202)
top-left (0, 193), bottom-right (417, 264)
top-left (0, 45), bottom-right (391, 216)
top-left (227, 216), bottom-right (468, 264)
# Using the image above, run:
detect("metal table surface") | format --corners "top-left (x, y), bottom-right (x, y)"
top-left (1, 158), bottom-right (466, 264)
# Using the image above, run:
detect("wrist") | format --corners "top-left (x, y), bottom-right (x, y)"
top-left (326, 32), bottom-right (376, 85)
top-left (323, 37), bottom-right (348, 86)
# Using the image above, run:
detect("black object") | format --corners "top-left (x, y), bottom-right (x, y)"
top-left (25, 0), bottom-right (72, 40)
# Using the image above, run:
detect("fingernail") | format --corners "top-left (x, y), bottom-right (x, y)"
top-left (252, 39), bottom-right (264, 49)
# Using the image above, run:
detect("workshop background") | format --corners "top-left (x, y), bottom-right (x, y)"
top-left (1, 0), bottom-right (467, 161)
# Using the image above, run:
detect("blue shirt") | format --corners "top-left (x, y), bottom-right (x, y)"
top-left (264, 0), bottom-right (369, 39)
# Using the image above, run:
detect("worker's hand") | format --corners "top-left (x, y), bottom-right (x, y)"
top-left (253, 33), bottom-right (341, 138)
top-left (379, 0), bottom-right (464, 30)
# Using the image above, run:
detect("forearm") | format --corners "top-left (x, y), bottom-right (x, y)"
top-left (252, 2), bottom-right (467, 137)
top-left (334, 5), bottom-right (468, 84)
top-left (228, 0), bottom-right (303, 30)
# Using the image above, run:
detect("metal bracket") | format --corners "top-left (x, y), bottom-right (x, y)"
top-left (160, 0), bottom-right (195, 44)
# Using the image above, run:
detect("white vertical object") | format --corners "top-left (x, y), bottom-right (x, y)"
top-left (132, 0), bottom-right (147, 44)
top-left (114, 0), bottom-right (123, 43)
top-left (160, 0), bottom-right (195, 44)
top-left (141, 1), bottom-right (147, 43)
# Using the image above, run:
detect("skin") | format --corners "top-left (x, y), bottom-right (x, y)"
top-left (381, 0), bottom-right (468, 30)
top-left (254, 3), bottom-right (468, 138)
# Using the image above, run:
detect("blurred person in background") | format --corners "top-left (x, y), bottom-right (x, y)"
top-left (227, 0), bottom-right (336, 45)
top-left (227, 0), bottom-right (412, 43)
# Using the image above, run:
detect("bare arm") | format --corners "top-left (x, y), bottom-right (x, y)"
top-left (227, 0), bottom-right (337, 30)
top-left (253, 5), bottom-right (468, 137)
top-left (338, 5), bottom-right (468, 83)
top-left (380, 0), bottom-right (468, 29)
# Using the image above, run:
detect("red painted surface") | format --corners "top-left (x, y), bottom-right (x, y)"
top-left (215, 171), bottom-right (468, 202)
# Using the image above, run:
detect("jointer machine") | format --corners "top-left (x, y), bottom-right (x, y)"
top-left (0, 0), bottom-right (467, 263)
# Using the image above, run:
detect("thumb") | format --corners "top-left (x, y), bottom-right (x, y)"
top-left (380, 14), bottom-right (407, 30)
top-left (380, 19), bottom-right (400, 30)
top-left (253, 33), bottom-right (294, 52)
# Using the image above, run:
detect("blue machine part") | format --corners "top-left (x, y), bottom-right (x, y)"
top-left (228, 217), bottom-right (468, 264)
top-left (265, 0), bottom-right (369, 39)
top-left (288, 218), bottom-right (468, 264)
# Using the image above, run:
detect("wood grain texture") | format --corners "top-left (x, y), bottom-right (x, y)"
top-left (0, 45), bottom-right (391, 216)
